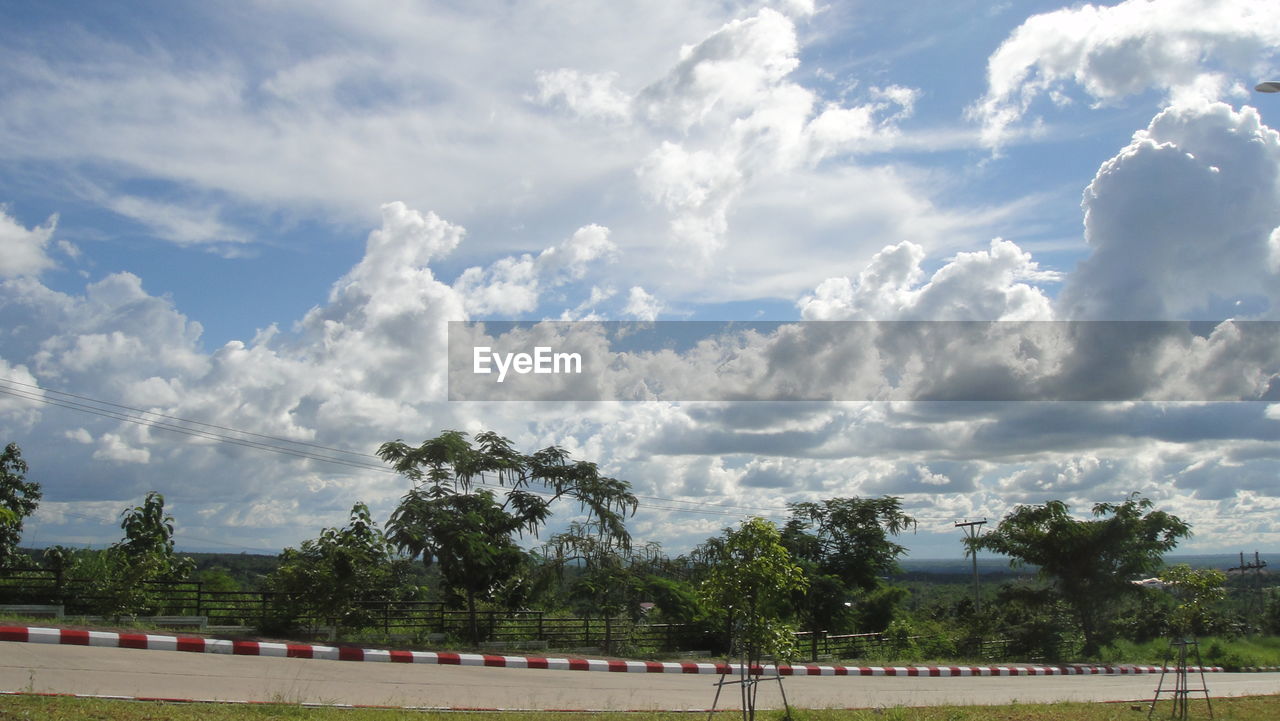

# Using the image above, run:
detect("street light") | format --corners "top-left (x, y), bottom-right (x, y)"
top-left (1257, 81), bottom-right (1280, 93)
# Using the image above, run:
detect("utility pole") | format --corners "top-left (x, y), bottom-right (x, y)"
top-left (956, 519), bottom-right (987, 613)
top-left (1228, 551), bottom-right (1268, 619)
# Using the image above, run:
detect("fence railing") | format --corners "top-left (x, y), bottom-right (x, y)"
top-left (0, 567), bottom-right (978, 659)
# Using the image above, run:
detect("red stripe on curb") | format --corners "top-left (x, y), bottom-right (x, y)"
top-left (0, 626), bottom-right (29, 642)
top-left (567, 658), bottom-right (589, 671)
top-left (526, 656), bottom-right (550, 669)
top-left (338, 646), bottom-right (364, 661)
top-left (232, 641), bottom-right (259, 655)
top-left (388, 650), bottom-right (413, 663)
top-left (118, 633), bottom-right (148, 650)
top-left (60, 629), bottom-right (89, 645)
top-left (175, 637), bottom-right (205, 653)
top-left (287, 644), bottom-right (313, 659)
top-left (483, 654), bottom-right (507, 667)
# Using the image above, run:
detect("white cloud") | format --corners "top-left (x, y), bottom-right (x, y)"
top-left (453, 223), bottom-right (617, 316)
top-left (1060, 100), bottom-right (1280, 319)
top-left (103, 194), bottom-right (249, 250)
top-left (972, 0), bottom-right (1280, 149)
top-left (0, 209), bottom-right (58, 278)
top-left (624, 286), bottom-right (663, 321)
top-left (93, 431), bottom-right (151, 465)
top-left (535, 69), bottom-right (631, 122)
top-left (799, 238), bottom-right (1058, 321)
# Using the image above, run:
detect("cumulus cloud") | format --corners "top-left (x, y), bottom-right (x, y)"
top-left (799, 238), bottom-right (1059, 321)
top-left (536, 7), bottom-right (923, 262)
top-left (972, 0), bottom-right (1280, 149)
top-left (1061, 100), bottom-right (1280, 320)
top-left (0, 193), bottom-right (1277, 554)
top-left (0, 209), bottom-right (59, 278)
top-left (624, 286), bottom-right (662, 321)
top-left (453, 223), bottom-right (617, 316)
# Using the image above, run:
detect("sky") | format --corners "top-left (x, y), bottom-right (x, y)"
top-left (1, 0), bottom-right (1278, 561)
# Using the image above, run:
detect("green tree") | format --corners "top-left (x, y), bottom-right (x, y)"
top-left (781, 497), bottom-right (915, 658)
top-left (1159, 564), bottom-right (1227, 637)
top-left (700, 517), bottom-right (807, 663)
top-left (972, 494), bottom-right (1190, 657)
top-left (0, 442), bottom-right (41, 568)
top-left (378, 430), bottom-right (636, 643)
top-left (699, 517), bottom-right (807, 721)
top-left (114, 491), bottom-right (195, 582)
top-left (266, 502), bottom-right (415, 635)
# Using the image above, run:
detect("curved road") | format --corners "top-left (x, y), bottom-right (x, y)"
top-left (3, 643), bottom-right (1278, 710)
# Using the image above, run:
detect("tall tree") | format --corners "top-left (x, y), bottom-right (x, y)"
top-left (972, 493), bottom-right (1190, 656)
top-left (378, 430), bottom-right (636, 643)
top-left (781, 496), bottom-right (915, 657)
top-left (0, 442), bottom-right (41, 568)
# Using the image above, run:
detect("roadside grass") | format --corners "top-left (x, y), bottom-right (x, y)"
top-left (1100, 637), bottom-right (1280, 670)
top-left (3, 695), bottom-right (1280, 720)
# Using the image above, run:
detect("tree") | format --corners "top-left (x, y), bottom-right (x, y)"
top-left (266, 502), bottom-right (416, 634)
top-left (780, 497), bottom-right (915, 658)
top-left (1159, 564), bottom-right (1227, 637)
top-left (0, 442), bottom-right (41, 568)
top-left (699, 517), bottom-right (807, 721)
top-left (114, 491), bottom-right (195, 582)
top-left (972, 494), bottom-right (1190, 657)
top-left (378, 430), bottom-right (637, 643)
top-left (700, 517), bottom-right (807, 663)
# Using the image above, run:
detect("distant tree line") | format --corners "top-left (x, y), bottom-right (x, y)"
top-left (1, 435), bottom-right (1275, 661)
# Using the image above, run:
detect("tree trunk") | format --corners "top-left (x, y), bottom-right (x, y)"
top-left (467, 589), bottom-right (479, 645)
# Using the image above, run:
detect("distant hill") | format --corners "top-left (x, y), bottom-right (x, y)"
top-left (897, 553), bottom-right (1278, 576)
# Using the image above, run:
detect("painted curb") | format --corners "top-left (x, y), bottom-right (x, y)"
top-left (0, 625), bottom-right (1225, 677)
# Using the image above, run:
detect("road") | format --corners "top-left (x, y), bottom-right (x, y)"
top-left (3, 643), bottom-right (1278, 710)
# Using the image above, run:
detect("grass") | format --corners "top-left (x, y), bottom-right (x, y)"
top-left (2, 695), bottom-right (1280, 720)
top-left (1099, 637), bottom-right (1280, 670)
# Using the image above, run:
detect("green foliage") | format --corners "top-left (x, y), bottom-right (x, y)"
top-left (782, 497), bottom-right (915, 593)
top-left (699, 517), bottom-right (807, 664)
top-left (0, 442), bottom-right (41, 568)
top-left (972, 493), bottom-right (1190, 656)
top-left (265, 502), bottom-right (417, 634)
top-left (852, 583), bottom-right (910, 633)
top-left (379, 430), bottom-right (637, 642)
top-left (44, 492), bottom-right (199, 616)
top-left (1159, 564), bottom-right (1227, 636)
top-left (781, 497), bottom-right (915, 655)
top-left (113, 491), bottom-right (195, 583)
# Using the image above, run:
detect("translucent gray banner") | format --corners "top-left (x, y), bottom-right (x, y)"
top-left (447, 321), bottom-right (1280, 402)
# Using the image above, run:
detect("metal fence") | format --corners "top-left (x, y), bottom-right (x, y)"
top-left (0, 567), bottom-right (720, 652)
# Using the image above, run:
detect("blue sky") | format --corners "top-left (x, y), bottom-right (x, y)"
top-left (1, 0), bottom-right (1278, 559)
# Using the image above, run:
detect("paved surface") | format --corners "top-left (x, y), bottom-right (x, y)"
top-left (3, 643), bottom-right (1278, 710)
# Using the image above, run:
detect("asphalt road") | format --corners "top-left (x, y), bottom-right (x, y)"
top-left (3, 643), bottom-right (1278, 710)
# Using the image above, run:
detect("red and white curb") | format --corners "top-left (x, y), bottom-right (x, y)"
top-left (1, 626), bottom-right (1224, 677)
